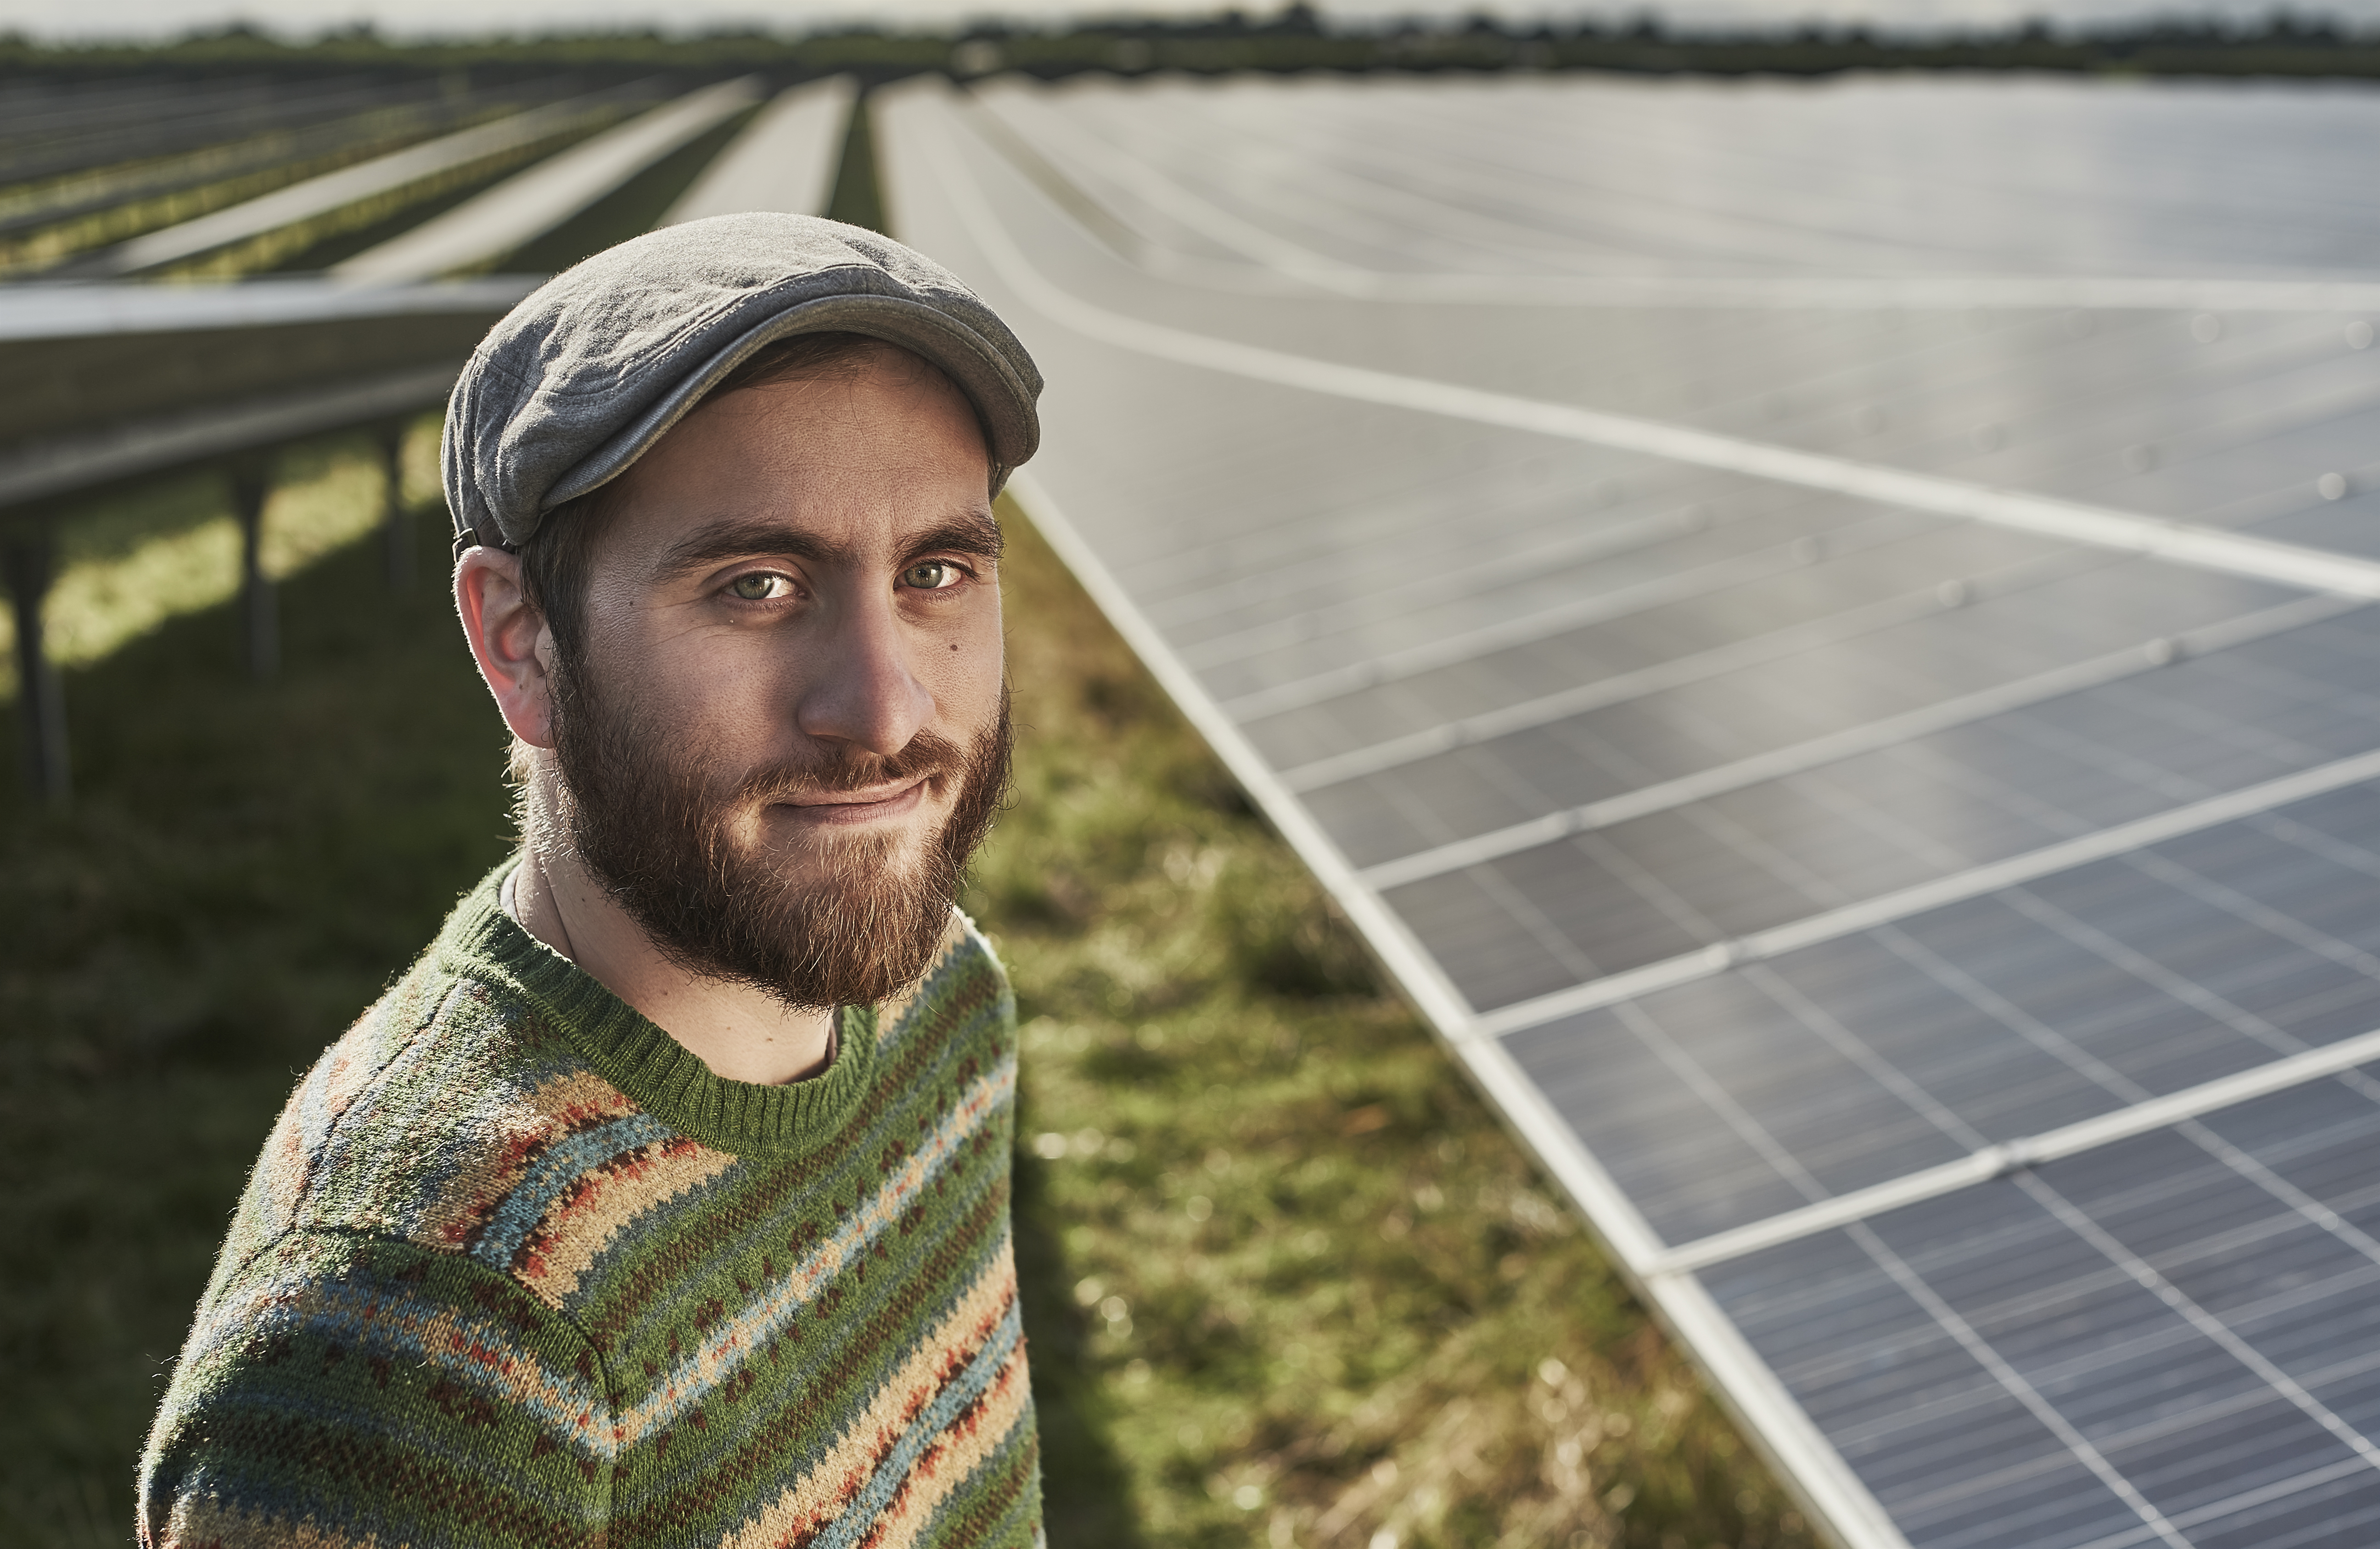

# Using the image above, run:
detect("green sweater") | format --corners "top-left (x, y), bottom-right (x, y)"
top-left (138, 863), bottom-right (1042, 1548)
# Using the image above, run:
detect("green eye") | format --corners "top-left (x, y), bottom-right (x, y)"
top-left (904, 561), bottom-right (958, 590)
top-left (728, 573), bottom-right (781, 601)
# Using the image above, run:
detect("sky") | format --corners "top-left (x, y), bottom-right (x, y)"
top-left (6, 0), bottom-right (2376, 40)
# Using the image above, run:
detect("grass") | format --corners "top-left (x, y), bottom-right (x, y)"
top-left (0, 427), bottom-right (441, 700)
top-left (822, 89), bottom-right (888, 235)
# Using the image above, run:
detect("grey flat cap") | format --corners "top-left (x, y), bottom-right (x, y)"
top-left (442, 213), bottom-right (1041, 553)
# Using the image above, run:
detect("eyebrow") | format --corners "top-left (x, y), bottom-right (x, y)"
top-left (901, 513), bottom-right (1005, 566)
top-left (651, 508), bottom-right (1002, 583)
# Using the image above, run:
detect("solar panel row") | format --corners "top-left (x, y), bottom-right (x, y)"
top-left (878, 73), bottom-right (2380, 1549)
top-left (970, 74), bottom-right (2380, 280)
top-left (0, 73), bottom-right (508, 191)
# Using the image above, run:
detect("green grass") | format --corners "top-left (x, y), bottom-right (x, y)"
top-left (0, 428), bottom-right (441, 699)
top-left (822, 91), bottom-right (888, 235)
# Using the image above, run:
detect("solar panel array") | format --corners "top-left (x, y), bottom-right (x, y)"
top-left (0, 74), bottom-right (854, 797)
top-left (0, 72), bottom-right (560, 229)
top-left (0, 73), bottom-right (852, 453)
top-left (876, 72), bottom-right (2380, 1549)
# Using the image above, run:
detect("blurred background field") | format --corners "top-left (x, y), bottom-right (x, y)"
top-left (0, 56), bottom-right (1813, 1549)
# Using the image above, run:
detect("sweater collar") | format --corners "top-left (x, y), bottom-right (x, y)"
top-left (434, 861), bottom-right (878, 1159)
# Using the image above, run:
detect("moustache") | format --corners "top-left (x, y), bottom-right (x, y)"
top-left (718, 728), bottom-right (971, 810)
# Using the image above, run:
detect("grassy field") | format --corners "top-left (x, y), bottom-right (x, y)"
top-left (0, 434), bottom-right (425, 699)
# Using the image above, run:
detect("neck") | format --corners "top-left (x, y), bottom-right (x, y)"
top-left (511, 839), bottom-right (840, 1087)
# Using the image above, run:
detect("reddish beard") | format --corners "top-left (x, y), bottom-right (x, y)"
top-left (546, 658), bottom-right (1012, 1012)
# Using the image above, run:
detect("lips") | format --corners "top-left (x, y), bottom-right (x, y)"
top-left (776, 776), bottom-right (932, 825)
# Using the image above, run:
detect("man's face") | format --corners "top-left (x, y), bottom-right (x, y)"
top-left (544, 348), bottom-right (1010, 1010)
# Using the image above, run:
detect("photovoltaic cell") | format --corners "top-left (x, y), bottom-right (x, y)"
top-left (1707, 1088), bottom-right (2380, 1549)
top-left (1502, 778), bottom-right (2380, 1243)
top-left (876, 71), bottom-right (2380, 1547)
top-left (1378, 628), bottom-right (2380, 1013)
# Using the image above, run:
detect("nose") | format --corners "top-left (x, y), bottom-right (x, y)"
top-left (792, 586), bottom-right (937, 758)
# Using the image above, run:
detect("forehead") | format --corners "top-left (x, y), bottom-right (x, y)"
top-left (683, 347), bottom-right (981, 465)
top-left (587, 352), bottom-right (996, 564)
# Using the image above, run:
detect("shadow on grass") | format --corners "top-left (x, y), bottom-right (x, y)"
top-left (0, 506), bottom-right (514, 1547)
top-left (1016, 1119), bottom-right (1151, 1549)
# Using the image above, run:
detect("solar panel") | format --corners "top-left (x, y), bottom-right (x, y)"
top-left (659, 76), bottom-right (857, 225)
top-left (876, 72), bottom-right (2380, 1548)
top-left (333, 79), bottom-right (763, 282)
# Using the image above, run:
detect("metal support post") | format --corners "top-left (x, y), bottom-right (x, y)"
top-left (377, 420), bottom-right (413, 592)
top-left (4, 522), bottom-right (68, 804)
top-left (228, 457), bottom-right (276, 680)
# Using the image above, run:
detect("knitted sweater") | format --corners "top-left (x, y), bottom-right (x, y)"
top-left (138, 862), bottom-right (1042, 1548)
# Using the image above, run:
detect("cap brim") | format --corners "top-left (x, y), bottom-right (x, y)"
top-left (539, 286), bottom-right (1040, 516)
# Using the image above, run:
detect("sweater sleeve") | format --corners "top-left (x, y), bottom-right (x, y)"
top-left (138, 1229), bottom-right (612, 1549)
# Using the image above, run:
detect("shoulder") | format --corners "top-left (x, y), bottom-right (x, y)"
top-left (860, 910), bottom-right (1021, 1157)
top-left (230, 945), bottom-right (726, 1314)
top-left (140, 1229), bottom-right (609, 1547)
top-left (875, 906), bottom-right (1016, 1055)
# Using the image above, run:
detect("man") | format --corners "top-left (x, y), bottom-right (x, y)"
top-left (138, 214), bottom-right (1047, 1546)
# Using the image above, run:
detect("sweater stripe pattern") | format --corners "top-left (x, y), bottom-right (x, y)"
top-left (138, 864), bottom-right (1043, 1548)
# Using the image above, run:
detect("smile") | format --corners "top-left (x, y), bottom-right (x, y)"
top-left (775, 777), bottom-right (932, 826)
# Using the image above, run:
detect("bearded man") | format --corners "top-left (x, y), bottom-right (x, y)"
top-left (137, 215), bottom-right (1045, 1547)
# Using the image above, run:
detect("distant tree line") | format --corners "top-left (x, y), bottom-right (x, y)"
top-left (5, 5), bottom-right (2380, 86)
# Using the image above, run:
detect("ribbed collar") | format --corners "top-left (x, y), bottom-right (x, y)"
top-left (433, 861), bottom-right (878, 1159)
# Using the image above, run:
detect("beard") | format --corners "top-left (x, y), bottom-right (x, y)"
top-left (544, 657), bottom-right (1011, 1013)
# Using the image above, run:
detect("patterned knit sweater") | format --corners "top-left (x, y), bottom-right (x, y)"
top-left (138, 862), bottom-right (1041, 1548)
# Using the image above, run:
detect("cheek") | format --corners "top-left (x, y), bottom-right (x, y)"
top-left (619, 631), bottom-right (793, 750)
top-left (935, 608), bottom-right (1006, 720)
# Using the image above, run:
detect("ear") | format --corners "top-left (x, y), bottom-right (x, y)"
top-left (455, 546), bottom-right (556, 749)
